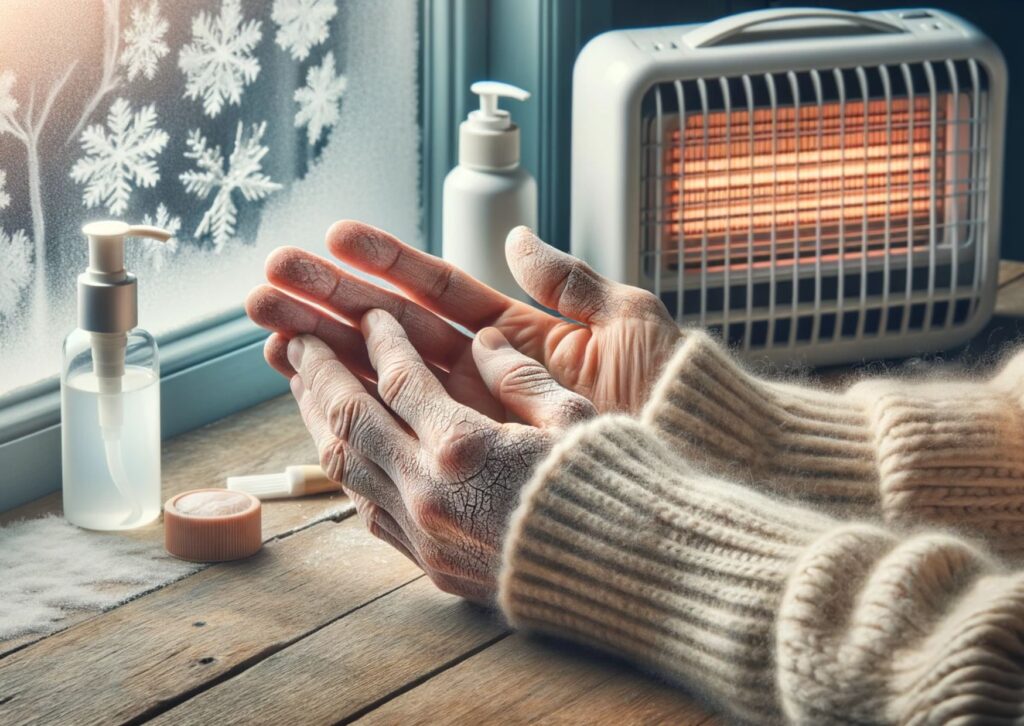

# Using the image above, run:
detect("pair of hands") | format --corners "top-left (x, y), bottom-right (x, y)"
top-left (246, 222), bottom-right (681, 601)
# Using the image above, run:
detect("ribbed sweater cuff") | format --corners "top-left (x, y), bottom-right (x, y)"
top-left (498, 415), bottom-right (832, 722)
top-left (643, 331), bottom-right (1024, 554)
top-left (641, 331), bottom-right (877, 509)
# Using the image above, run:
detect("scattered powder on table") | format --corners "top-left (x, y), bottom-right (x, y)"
top-left (0, 515), bottom-right (200, 640)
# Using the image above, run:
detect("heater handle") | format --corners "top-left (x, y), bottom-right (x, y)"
top-left (683, 8), bottom-right (903, 48)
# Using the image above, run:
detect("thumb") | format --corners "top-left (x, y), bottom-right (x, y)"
top-left (472, 327), bottom-right (596, 430)
top-left (505, 226), bottom-right (611, 324)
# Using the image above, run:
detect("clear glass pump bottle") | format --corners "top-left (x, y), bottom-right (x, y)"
top-left (61, 221), bottom-right (171, 530)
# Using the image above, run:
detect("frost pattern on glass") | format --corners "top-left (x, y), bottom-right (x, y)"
top-left (0, 169), bottom-right (9, 210)
top-left (178, 0), bottom-right (263, 118)
top-left (121, 0), bottom-right (170, 83)
top-left (294, 52), bottom-right (347, 145)
top-left (70, 98), bottom-right (170, 216)
top-left (180, 122), bottom-right (281, 249)
top-left (0, 227), bottom-right (32, 320)
top-left (0, 0), bottom-right (421, 395)
top-left (272, 0), bottom-right (337, 61)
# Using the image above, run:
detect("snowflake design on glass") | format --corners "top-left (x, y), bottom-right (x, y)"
top-left (178, 0), bottom-right (262, 118)
top-left (69, 98), bottom-right (169, 216)
top-left (0, 169), bottom-right (9, 210)
top-left (0, 226), bottom-right (31, 318)
top-left (0, 70), bottom-right (19, 135)
top-left (135, 203), bottom-right (181, 272)
top-left (272, 0), bottom-right (337, 61)
top-left (294, 52), bottom-right (347, 145)
top-left (121, 0), bottom-right (170, 82)
top-left (180, 121), bottom-right (282, 250)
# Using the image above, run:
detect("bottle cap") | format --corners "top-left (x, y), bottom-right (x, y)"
top-left (164, 489), bottom-right (262, 562)
top-left (459, 81), bottom-right (530, 170)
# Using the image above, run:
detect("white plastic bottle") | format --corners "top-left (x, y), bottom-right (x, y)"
top-left (61, 221), bottom-right (172, 530)
top-left (443, 81), bottom-right (537, 301)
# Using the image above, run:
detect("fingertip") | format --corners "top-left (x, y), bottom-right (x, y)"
top-left (264, 245), bottom-right (303, 279)
top-left (360, 308), bottom-right (397, 337)
top-left (326, 220), bottom-right (392, 268)
top-left (475, 326), bottom-right (510, 352)
top-left (264, 334), bottom-right (294, 376)
top-left (244, 283), bottom-right (274, 322)
top-left (504, 225), bottom-right (541, 258)
top-left (289, 374), bottom-right (304, 399)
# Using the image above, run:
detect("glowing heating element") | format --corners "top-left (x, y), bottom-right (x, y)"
top-left (659, 96), bottom-right (950, 273)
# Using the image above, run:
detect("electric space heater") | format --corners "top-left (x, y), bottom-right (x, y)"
top-left (571, 8), bottom-right (1006, 364)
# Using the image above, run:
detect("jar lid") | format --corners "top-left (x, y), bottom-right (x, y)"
top-left (164, 489), bottom-right (262, 562)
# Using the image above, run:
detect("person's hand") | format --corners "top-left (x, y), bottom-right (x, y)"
top-left (246, 222), bottom-right (681, 415)
top-left (287, 310), bottom-right (595, 602)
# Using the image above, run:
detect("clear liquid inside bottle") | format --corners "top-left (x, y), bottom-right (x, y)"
top-left (61, 329), bottom-right (161, 530)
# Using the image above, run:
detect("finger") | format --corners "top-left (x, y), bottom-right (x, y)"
top-left (505, 226), bottom-right (672, 325)
top-left (247, 285), bottom-right (373, 378)
top-left (265, 246), bottom-right (471, 371)
top-left (361, 309), bottom-right (488, 443)
top-left (348, 490), bottom-right (421, 568)
top-left (264, 333), bottom-right (293, 376)
top-left (326, 220), bottom-right (548, 332)
top-left (290, 336), bottom-right (417, 481)
top-left (472, 327), bottom-right (596, 429)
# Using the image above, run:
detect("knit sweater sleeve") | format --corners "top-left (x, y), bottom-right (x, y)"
top-left (642, 331), bottom-right (1024, 556)
top-left (498, 415), bottom-right (1024, 724)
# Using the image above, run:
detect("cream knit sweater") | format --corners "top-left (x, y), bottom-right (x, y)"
top-left (498, 332), bottom-right (1024, 724)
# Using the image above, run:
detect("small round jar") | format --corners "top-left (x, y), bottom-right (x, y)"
top-left (164, 489), bottom-right (262, 562)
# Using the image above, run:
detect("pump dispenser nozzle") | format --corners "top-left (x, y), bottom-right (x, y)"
top-left (459, 81), bottom-right (530, 170)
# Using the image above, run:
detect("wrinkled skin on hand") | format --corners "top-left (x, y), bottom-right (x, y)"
top-left (246, 221), bottom-right (682, 600)
top-left (287, 313), bottom-right (595, 602)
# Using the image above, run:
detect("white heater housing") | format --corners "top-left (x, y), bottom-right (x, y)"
top-left (571, 8), bottom-right (1006, 364)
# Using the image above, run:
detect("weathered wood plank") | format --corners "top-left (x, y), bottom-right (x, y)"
top-left (0, 518), bottom-right (420, 726)
top-left (354, 633), bottom-right (713, 725)
top-left (0, 394), bottom-right (350, 658)
top-left (152, 577), bottom-right (510, 726)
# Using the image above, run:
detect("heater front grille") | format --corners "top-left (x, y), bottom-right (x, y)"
top-left (640, 60), bottom-right (989, 350)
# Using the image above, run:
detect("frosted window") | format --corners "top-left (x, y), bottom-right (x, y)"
top-left (0, 0), bottom-right (421, 396)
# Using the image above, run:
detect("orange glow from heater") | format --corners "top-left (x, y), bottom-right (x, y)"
top-left (657, 97), bottom-right (946, 272)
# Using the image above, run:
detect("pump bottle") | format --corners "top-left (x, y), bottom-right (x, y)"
top-left (443, 81), bottom-right (536, 301)
top-left (61, 221), bottom-right (171, 530)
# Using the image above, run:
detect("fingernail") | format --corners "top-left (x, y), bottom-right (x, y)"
top-left (478, 327), bottom-right (509, 351)
top-left (289, 375), bottom-right (304, 399)
top-left (287, 337), bottom-right (305, 368)
top-left (361, 308), bottom-right (385, 334)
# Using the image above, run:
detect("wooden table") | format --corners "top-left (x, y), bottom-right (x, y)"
top-left (4, 262), bottom-right (1024, 726)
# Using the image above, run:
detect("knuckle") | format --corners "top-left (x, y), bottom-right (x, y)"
top-left (376, 361), bottom-right (416, 408)
top-left (327, 392), bottom-right (370, 441)
top-left (318, 439), bottom-right (347, 483)
top-left (498, 360), bottom-right (555, 399)
top-left (623, 287), bottom-right (671, 319)
top-left (435, 427), bottom-right (489, 477)
top-left (412, 490), bottom-right (455, 537)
